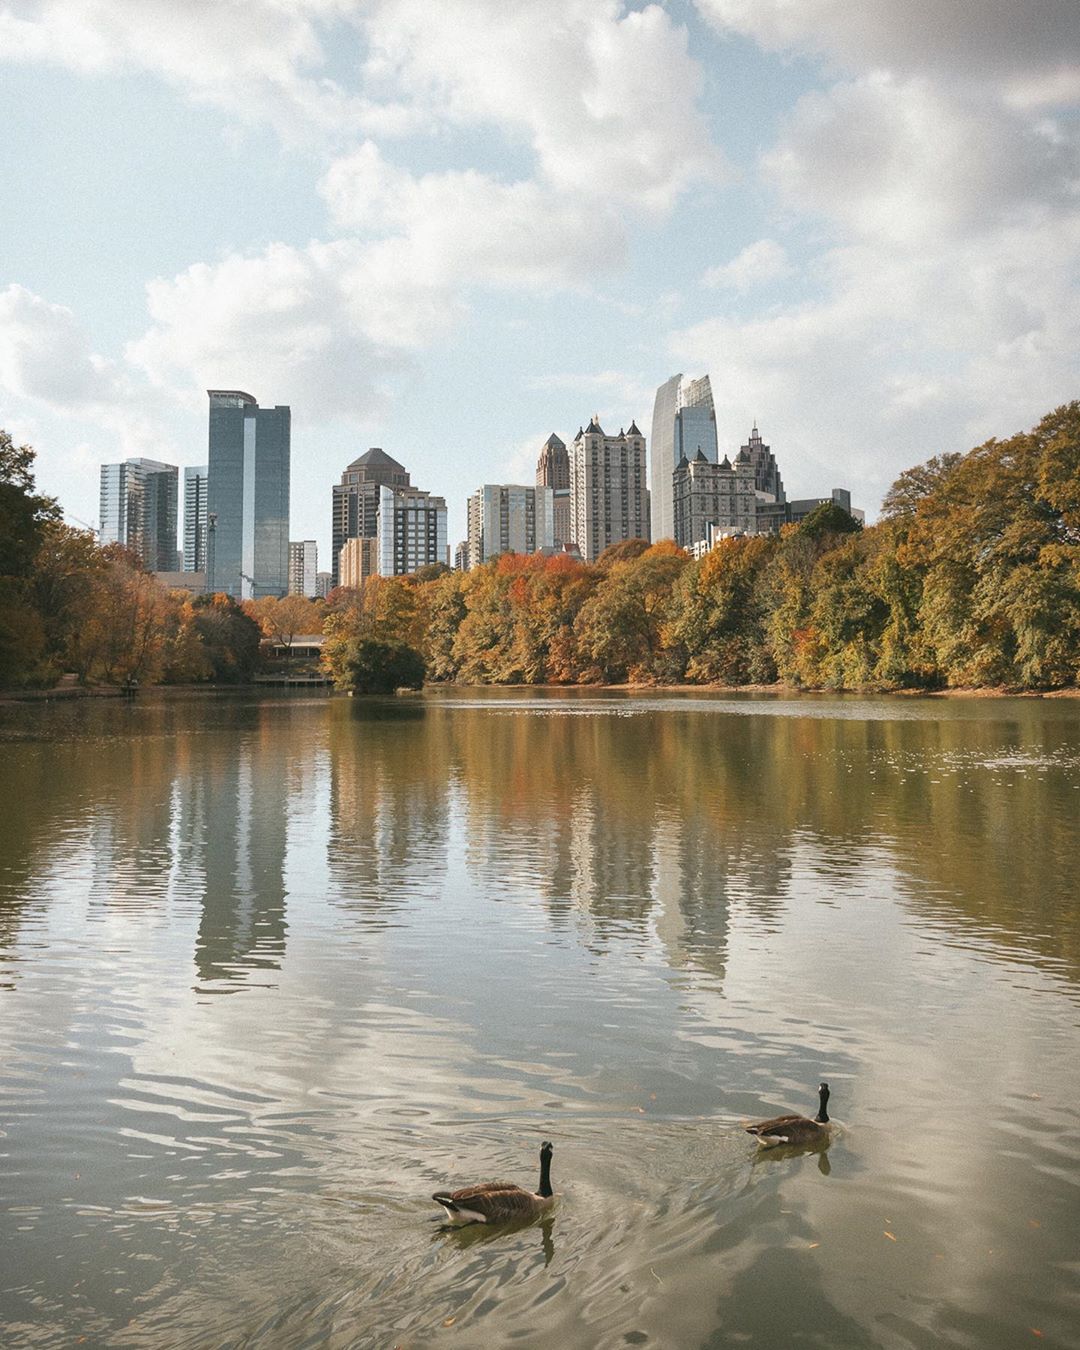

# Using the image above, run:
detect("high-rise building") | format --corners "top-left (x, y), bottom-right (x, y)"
top-left (453, 541), bottom-right (470, 572)
top-left (569, 416), bottom-right (649, 563)
top-left (315, 571), bottom-right (332, 599)
top-left (206, 390), bottom-right (290, 599)
top-left (740, 424), bottom-right (785, 502)
top-left (536, 433), bottom-right (571, 548)
top-left (99, 457), bottom-right (179, 572)
top-left (331, 448), bottom-right (411, 587)
top-left (376, 486), bottom-right (447, 576)
top-left (288, 540), bottom-right (318, 596)
top-left (673, 450), bottom-right (758, 550)
top-left (466, 484), bottom-right (554, 568)
top-left (650, 373), bottom-right (717, 541)
top-left (183, 465), bottom-right (209, 573)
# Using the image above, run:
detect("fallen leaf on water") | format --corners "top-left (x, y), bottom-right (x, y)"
top-left (808, 1242), bottom-right (820, 1249)
top-left (1028, 1220), bottom-right (1041, 1229)
top-left (1031, 1330), bottom-right (1043, 1338)
top-left (634, 1107), bottom-right (645, 1114)
top-left (442, 1316), bottom-right (456, 1327)
top-left (649, 1093), bottom-right (657, 1101)
top-left (883, 1231), bottom-right (897, 1242)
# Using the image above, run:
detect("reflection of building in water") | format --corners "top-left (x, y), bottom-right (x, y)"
top-left (326, 705), bottom-right (451, 919)
top-left (193, 735), bottom-right (288, 987)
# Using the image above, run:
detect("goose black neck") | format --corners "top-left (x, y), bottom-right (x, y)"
top-left (815, 1084), bottom-right (830, 1124)
top-left (538, 1149), bottom-right (553, 1198)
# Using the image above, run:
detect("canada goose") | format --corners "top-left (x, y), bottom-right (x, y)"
top-left (433, 1141), bottom-right (555, 1226)
top-left (746, 1082), bottom-right (832, 1148)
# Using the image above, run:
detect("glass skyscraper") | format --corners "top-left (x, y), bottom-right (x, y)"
top-left (98, 457), bottom-right (179, 572)
top-left (206, 390), bottom-right (290, 599)
top-left (649, 373), bottom-right (717, 542)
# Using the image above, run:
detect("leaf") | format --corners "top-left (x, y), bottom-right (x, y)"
top-left (883, 1231), bottom-right (897, 1242)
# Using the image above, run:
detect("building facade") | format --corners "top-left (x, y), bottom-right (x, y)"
top-left (315, 571), bottom-right (332, 598)
top-left (672, 450), bottom-right (758, 550)
top-left (331, 448), bottom-right (411, 587)
top-left (376, 486), bottom-right (448, 577)
top-left (288, 540), bottom-right (318, 596)
top-left (569, 417), bottom-right (649, 563)
top-left (649, 373), bottom-right (717, 542)
top-left (183, 465), bottom-right (209, 573)
top-left (740, 424), bottom-right (785, 502)
top-left (99, 457), bottom-right (179, 572)
top-left (206, 390), bottom-right (290, 599)
top-left (536, 432), bottom-right (571, 549)
top-left (466, 484), bottom-right (554, 568)
top-left (338, 536), bottom-right (377, 589)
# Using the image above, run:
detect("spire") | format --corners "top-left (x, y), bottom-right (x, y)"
top-left (627, 420), bottom-right (641, 437)
top-left (586, 413), bottom-right (604, 435)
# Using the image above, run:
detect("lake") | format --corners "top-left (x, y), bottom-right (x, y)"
top-left (1, 689), bottom-right (1078, 1349)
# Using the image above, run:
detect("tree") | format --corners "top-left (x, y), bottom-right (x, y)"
top-left (190, 594), bottom-right (263, 682)
top-left (0, 431), bottom-right (60, 686)
top-left (246, 594), bottom-right (324, 656)
top-left (330, 638), bottom-right (425, 694)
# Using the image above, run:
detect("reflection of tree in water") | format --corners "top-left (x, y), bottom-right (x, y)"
top-left (325, 700), bottom-right (451, 922)
top-left (441, 704), bottom-right (799, 981)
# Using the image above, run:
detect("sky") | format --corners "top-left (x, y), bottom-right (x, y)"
top-left (1, 0), bottom-right (1078, 561)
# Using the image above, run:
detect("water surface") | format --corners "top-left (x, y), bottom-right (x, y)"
top-left (1, 689), bottom-right (1079, 1348)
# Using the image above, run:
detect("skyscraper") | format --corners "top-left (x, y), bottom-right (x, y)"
top-left (649, 373), bottom-right (717, 541)
top-left (206, 390), bottom-right (290, 599)
top-left (536, 433), bottom-right (571, 548)
top-left (288, 540), bottom-right (318, 596)
top-left (183, 465), bottom-right (209, 573)
top-left (331, 447), bottom-right (411, 586)
top-left (99, 457), bottom-right (179, 572)
top-left (569, 416), bottom-right (648, 563)
top-left (376, 486), bottom-right (447, 576)
top-left (466, 484), bottom-right (554, 568)
top-left (739, 423), bottom-right (785, 502)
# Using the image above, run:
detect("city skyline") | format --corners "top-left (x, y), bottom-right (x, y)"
top-left (3, 5), bottom-right (1074, 567)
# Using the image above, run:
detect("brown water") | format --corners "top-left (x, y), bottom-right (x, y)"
top-left (1, 688), bottom-right (1078, 1349)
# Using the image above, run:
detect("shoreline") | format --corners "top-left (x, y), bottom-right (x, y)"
top-left (2, 680), bottom-right (1077, 706)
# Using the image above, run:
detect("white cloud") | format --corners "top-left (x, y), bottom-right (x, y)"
top-left (693, 0), bottom-right (1080, 98)
top-left (703, 239), bottom-right (792, 291)
top-left (360, 0), bottom-right (723, 209)
top-left (0, 0), bottom-right (395, 138)
top-left (0, 284), bottom-right (167, 451)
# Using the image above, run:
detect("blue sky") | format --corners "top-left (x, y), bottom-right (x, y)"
top-left (1, 0), bottom-right (1078, 557)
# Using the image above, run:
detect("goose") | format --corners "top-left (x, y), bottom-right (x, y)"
top-left (746, 1082), bottom-right (832, 1149)
top-left (433, 1141), bottom-right (555, 1226)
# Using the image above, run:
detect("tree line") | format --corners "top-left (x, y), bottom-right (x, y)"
top-left (2, 402), bottom-right (1078, 693)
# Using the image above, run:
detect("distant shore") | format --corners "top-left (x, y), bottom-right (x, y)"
top-left (2, 680), bottom-right (1078, 707)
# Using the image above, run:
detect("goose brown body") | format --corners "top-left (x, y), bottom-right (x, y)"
top-left (433, 1142), bottom-right (555, 1226)
top-left (746, 1083), bottom-right (832, 1149)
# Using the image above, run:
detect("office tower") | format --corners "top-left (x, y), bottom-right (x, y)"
top-left (453, 541), bottom-right (470, 572)
top-left (331, 448), bottom-right (411, 587)
top-left (672, 449), bottom-right (758, 550)
top-left (315, 571), bottom-right (332, 599)
top-left (183, 465), bottom-right (209, 572)
top-left (740, 424), bottom-right (785, 502)
top-left (376, 486), bottom-right (447, 576)
top-left (569, 416), bottom-right (648, 563)
top-left (99, 457), bottom-right (179, 572)
top-left (536, 433), bottom-right (571, 548)
top-left (288, 540), bottom-right (318, 596)
top-left (206, 390), bottom-right (290, 599)
top-left (650, 373), bottom-right (717, 542)
top-left (466, 484), bottom-right (554, 568)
